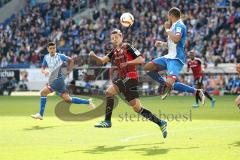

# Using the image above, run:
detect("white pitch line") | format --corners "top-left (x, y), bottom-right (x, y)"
top-left (120, 124), bottom-right (240, 142)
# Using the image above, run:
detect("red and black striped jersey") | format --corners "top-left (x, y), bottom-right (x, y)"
top-left (107, 43), bottom-right (141, 80)
top-left (187, 58), bottom-right (204, 79)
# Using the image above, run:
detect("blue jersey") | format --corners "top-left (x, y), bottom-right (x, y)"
top-left (164, 19), bottom-right (187, 64)
top-left (42, 53), bottom-right (70, 83)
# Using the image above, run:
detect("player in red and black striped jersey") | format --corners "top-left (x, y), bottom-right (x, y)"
top-left (187, 51), bottom-right (216, 108)
top-left (89, 29), bottom-right (167, 138)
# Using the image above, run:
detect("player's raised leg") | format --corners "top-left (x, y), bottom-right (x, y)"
top-left (94, 84), bottom-right (119, 128)
top-left (160, 58), bottom-right (183, 100)
top-left (129, 98), bottom-right (167, 138)
top-left (173, 82), bottom-right (205, 105)
top-left (144, 58), bottom-right (205, 104)
top-left (144, 61), bottom-right (166, 85)
top-left (144, 59), bottom-right (168, 96)
top-left (31, 86), bottom-right (52, 120)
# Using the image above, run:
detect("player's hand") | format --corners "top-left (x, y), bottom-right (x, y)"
top-left (155, 41), bottom-right (164, 47)
top-left (89, 51), bottom-right (96, 58)
top-left (120, 62), bottom-right (128, 69)
top-left (164, 21), bottom-right (171, 30)
top-left (42, 70), bottom-right (49, 76)
top-left (236, 64), bottom-right (240, 74)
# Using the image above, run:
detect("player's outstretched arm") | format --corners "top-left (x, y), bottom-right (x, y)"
top-left (120, 56), bottom-right (145, 69)
top-left (127, 56), bottom-right (145, 66)
top-left (89, 51), bottom-right (110, 65)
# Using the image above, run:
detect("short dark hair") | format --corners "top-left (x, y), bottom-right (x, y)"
top-left (169, 7), bottom-right (181, 18)
top-left (47, 42), bottom-right (56, 47)
top-left (111, 29), bottom-right (122, 36)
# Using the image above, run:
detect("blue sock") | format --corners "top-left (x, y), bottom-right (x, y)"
top-left (146, 71), bottom-right (166, 85)
top-left (173, 82), bottom-right (196, 94)
top-left (71, 97), bottom-right (89, 104)
top-left (39, 96), bottom-right (47, 116)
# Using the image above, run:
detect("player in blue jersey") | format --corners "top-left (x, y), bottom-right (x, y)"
top-left (144, 7), bottom-right (205, 103)
top-left (31, 42), bottom-right (95, 120)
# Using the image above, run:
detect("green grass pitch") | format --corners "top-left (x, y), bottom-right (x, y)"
top-left (0, 95), bottom-right (239, 160)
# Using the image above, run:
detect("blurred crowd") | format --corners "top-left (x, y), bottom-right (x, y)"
top-left (0, 0), bottom-right (11, 8)
top-left (0, 0), bottom-right (240, 68)
top-left (0, 0), bottom-right (239, 92)
top-left (0, 0), bottom-right (83, 68)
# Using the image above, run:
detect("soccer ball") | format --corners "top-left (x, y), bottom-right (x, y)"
top-left (120, 12), bottom-right (134, 27)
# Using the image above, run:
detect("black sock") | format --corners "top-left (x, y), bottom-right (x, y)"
top-left (204, 91), bottom-right (213, 101)
top-left (138, 108), bottom-right (161, 125)
top-left (195, 94), bottom-right (199, 104)
top-left (196, 90), bottom-right (202, 102)
top-left (105, 97), bottom-right (114, 121)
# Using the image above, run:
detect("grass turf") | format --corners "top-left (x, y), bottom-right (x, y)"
top-left (0, 95), bottom-right (239, 160)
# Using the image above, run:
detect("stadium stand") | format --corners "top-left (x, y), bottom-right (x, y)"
top-left (0, 0), bottom-right (239, 95)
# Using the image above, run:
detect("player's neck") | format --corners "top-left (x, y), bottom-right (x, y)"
top-left (116, 45), bottom-right (122, 51)
top-left (172, 18), bottom-right (180, 24)
top-left (50, 52), bottom-right (57, 57)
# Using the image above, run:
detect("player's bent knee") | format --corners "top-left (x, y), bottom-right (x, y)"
top-left (132, 105), bottom-right (141, 112)
top-left (143, 62), bottom-right (152, 71)
top-left (64, 97), bottom-right (72, 103)
top-left (144, 62), bottom-right (158, 71)
top-left (166, 75), bottom-right (177, 84)
top-left (129, 99), bottom-right (137, 106)
top-left (40, 90), bottom-right (48, 97)
top-left (105, 91), bottom-right (114, 97)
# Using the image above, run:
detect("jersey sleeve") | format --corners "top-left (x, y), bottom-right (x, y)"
top-left (126, 44), bottom-right (141, 58)
top-left (59, 53), bottom-right (70, 62)
top-left (107, 50), bottom-right (114, 60)
top-left (175, 24), bottom-right (184, 36)
top-left (41, 56), bottom-right (48, 68)
top-left (196, 58), bottom-right (202, 65)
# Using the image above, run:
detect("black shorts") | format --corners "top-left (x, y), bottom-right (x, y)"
top-left (113, 78), bottom-right (139, 102)
top-left (194, 77), bottom-right (203, 87)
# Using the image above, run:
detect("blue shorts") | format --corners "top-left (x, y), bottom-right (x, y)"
top-left (47, 78), bottom-right (68, 96)
top-left (152, 57), bottom-right (184, 78)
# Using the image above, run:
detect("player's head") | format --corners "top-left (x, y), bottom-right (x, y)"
top-left (111, 29), bottom-right (123, 48)
top-left (189, 50), bottom-right (195, 60)
top-left (168, 7), bottom-right (181, 23)
top-left (47, 42), bottom-right (56, 56)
